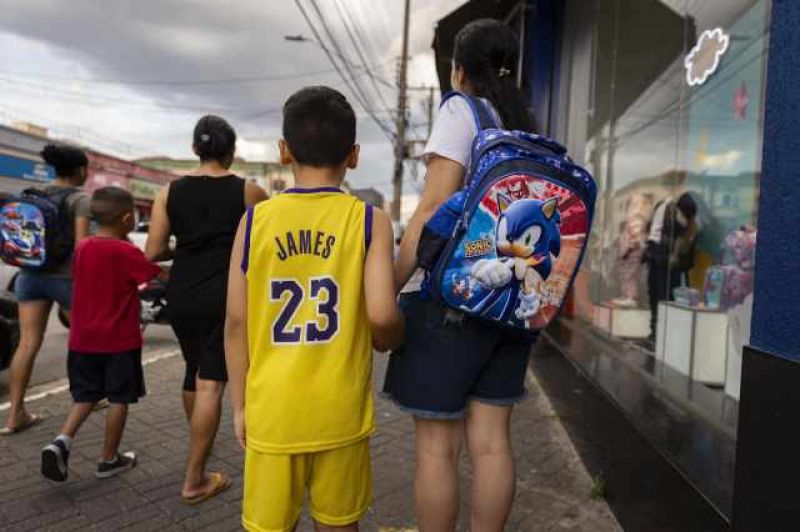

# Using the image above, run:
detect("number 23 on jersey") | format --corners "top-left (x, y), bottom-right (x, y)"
top-left (270, 276), bottom-right (340, 345)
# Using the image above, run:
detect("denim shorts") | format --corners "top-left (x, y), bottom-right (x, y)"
top-left (382, 292), bottom-right (535, 419)
top-left (15, 272), bottom-right (73, 309)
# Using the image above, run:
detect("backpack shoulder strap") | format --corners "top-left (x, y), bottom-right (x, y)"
top-left (440, 91), bottom-right (500, 131)
top-left (45, 187), bottom-right (80, 209)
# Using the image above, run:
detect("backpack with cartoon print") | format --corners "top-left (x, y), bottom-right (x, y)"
top-left (0, 187), bottom-right (78, 271)
top-left (417, 92), bottom-right (597, 332)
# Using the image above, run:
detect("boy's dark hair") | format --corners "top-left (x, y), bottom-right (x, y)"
top-left (40, 143), bottom-right (88, 178)
top-left (193, 115), bottom-right (236, 164)
top-left (91, 186), bottom-right (135, 226)
top-left (282, 86), bottom-right (356, 167)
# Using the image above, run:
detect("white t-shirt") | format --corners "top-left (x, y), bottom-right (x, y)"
top-left (422, 95), bottom-right (501, 167)
top-left (403, 95), bottom-right (501, 293)
top-left (648, 200), bottom-right (669, 244)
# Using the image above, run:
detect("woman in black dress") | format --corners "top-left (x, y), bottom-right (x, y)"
top-left (146, 115), bottom-right (266, 503)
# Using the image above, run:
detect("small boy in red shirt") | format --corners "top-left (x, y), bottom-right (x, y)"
top-left (41, 186), bottom-right (163, 482)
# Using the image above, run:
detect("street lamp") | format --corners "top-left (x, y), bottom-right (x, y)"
top-left (284, 34), bottom-right (354, 68)
top-left (283, 34), bottom-right (392, 89)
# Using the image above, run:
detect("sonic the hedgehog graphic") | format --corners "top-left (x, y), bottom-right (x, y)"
top-left (471, 195), bottom-right (561, 322)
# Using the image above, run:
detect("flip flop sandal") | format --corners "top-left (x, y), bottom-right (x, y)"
top-left (0, 413), bottom-right (43, 436)
top-left (181, 471), bottom-right (232, 506)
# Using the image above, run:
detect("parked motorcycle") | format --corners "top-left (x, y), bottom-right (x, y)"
top-left (139, 277), bottom-right (169, 331)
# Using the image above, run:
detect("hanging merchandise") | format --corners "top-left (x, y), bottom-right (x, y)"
top-left (703, 226), bottom-right (756, 310)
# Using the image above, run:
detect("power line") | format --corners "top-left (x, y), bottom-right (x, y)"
top-left (332, 0), bottom-right (393, 114)
top-left (294, 0), bottom-right (394, 140)
top-left (343, 0), bottom-right (386, 74)
top-left (0, 77), bottom-right (241, 114)
top-left (306, 0), bottom-right (393, 135)
top-left (0, 66), bottom-right (347, 87)
top-left (0, 104), bottom-right (164, 157)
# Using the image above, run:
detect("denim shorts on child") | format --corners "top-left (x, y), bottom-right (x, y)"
top-left (382, 292), bottom-right (535, 419)
top-left (68, 348), bottom-right (145, 404)
top-left (15, 271), bottom-right (72, 309)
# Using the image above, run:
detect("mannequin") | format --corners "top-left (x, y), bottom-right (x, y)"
top-left (614, 193), bottom-right (651, 306)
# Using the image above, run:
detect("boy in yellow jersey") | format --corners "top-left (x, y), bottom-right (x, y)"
top-left (225, 86), bottom-right (404, 532)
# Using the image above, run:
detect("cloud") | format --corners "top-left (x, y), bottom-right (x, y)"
top-left (0, 0), bottom-right (458, 198)
top-left (697, 149), bottom-right (743, 171)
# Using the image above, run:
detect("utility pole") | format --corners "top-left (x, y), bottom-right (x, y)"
top-left (391, 0), bottom-right (411, 223)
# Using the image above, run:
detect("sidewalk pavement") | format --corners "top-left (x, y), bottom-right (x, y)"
top-left (0, 344), bottom-right (621, 531)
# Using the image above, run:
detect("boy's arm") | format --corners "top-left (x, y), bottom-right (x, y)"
top-left (225, 215), bottom-right (249, 450)
top-left (124, 245), bottom-right (163, 284)
top-left (364, 208), bottom-right (405, 351)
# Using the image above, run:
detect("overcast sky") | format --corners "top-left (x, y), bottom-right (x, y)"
top-left (0, 0), bottom-right (465, 201)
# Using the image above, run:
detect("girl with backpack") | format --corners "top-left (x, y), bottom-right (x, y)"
top-left (2, 144), bottom-right (91, 435)
top-left (145, 115), bottom-right (266, 503)
top-left (384, 19), bottom-right (540, 531)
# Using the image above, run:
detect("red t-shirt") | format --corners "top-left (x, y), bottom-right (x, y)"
top-left (69, 237), bottom-right (161, 353)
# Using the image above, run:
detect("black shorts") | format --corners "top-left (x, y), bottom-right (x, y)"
top-left (68, 348), bottom-right (145, 404)
top-left (382, 292), bottom-right (535, 419)
top-left (171, 316), bottom-right (227, 392)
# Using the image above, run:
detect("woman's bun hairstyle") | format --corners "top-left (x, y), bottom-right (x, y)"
top-left (40, 144), bottom-right (88, 178)
top-left (193, 115), bottom-right (236, 163)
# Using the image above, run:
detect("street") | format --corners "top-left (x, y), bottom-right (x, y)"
top-left (0, 310), bottom-right (177, 403)
top-left (0, 328), bottom-right (622, 531)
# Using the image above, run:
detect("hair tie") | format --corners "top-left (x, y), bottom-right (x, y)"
top-left (498, 67), bottom-right (511, 79)
top-left (200, 133), bottom-right (211, 142)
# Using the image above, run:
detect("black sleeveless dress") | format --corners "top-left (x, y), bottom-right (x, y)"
top-left (166, 175), bottom-right (245, 391)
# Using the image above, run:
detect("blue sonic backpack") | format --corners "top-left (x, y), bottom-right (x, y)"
top-left (0, 187), bottom-right (78, 271)
top-left (417, 92), bottom-right (596, 332)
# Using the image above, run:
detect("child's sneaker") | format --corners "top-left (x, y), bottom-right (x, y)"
top-left (41, 439), bottom-right (70, 482)
top-left (96, 451), bottom-right (137, 478)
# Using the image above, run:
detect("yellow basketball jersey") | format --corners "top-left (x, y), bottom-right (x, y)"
top-left (243, 187), bottom-right (375, 454)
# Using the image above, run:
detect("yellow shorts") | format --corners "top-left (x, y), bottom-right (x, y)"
top-left (242, 438), bottom-right (372, 532)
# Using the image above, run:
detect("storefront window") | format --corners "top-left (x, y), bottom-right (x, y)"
top-left (560, 0), bottom-right (770, 514)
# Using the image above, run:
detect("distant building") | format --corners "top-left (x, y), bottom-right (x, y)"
top-left (136, 157), bottom-right (293, 196)
top-left (350, 187), bottom-right (385, 210)
top-left (0, 123), bottom-right (54, 195)
top-left (0, 123), bottom-right (174, 220)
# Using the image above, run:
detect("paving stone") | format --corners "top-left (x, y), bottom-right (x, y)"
top-left (0, 345), bottom-right (620, 531)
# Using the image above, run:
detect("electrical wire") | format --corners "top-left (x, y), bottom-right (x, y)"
top-left (294, 0), bottom-right (394, 140)
top-left (332, 0), bottom-right (393, 114)
top-left (0, 77), bottom-right (240, 114)
top-left (0, 66), bottom-right (346, 87)
top-left (305, 0), bottom-right (393, 137)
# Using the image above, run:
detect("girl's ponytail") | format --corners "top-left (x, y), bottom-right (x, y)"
top-left (453, 19), bottom-right (538, 132)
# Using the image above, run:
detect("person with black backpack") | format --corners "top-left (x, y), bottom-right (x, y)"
top-left (383, 19), bottom-right (559, 532)
top-left (1, 144), bottom-right (91, 435)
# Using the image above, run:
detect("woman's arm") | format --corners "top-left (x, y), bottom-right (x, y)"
top-left (244, 181), bottom-right (268, 208)
top-left (72, 194), bottom-right (91, 247)
top-left (394, 156), bottom-right (464, 293)
top-left (225, 217), bottom-right (249, 450)
top-left (73, 216), bottom-right (90, 246)
top-left (145, 186), bottom-right (172, 262)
